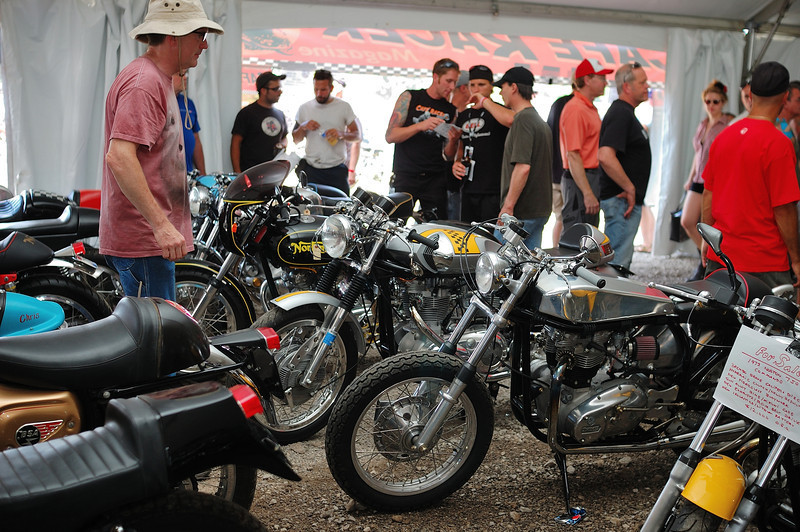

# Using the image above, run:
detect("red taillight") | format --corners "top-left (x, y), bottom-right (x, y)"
top-left (0, 273), bottom-right (17, 286)
top-left (72, 242), bottom-right (86, 256)
top-left (257, 327), bottom-right (280, 349)
top-left (230, 384), bottom-right (263, 418)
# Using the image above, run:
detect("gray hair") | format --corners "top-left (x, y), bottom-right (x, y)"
top-left (615, 62), bottom-right (642, 94)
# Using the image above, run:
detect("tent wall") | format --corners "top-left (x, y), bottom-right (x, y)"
top-left (0, 0), bottom-right (242, 194)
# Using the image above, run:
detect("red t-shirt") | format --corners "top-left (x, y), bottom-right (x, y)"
top-left (703, 117), bottom-right (800, 272)
top-left (100, 56), bottom-right (193, 258)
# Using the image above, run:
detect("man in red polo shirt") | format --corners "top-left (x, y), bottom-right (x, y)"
top-left (703, 61), bottom-right (800, 292)
top-left (559, 58), bottom-right (613, 231)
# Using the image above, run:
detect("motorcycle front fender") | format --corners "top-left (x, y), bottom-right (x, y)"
top-left (270, 290), bottom-right (367, 355)
top-left (682, 455), bottom-right (746, 521)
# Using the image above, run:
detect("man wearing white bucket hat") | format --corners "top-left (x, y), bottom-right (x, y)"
top-left (100, 0), bottom-right (222, 301)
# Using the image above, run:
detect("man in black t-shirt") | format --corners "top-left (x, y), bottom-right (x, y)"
top-left (386, 58), bottom-right (459, 219)
top-left (452, 65), bottom-right (509, 223)
top-left (598, 62), bottom-right (652, 269)
top-left (230, 71), bottom-right (288, 173)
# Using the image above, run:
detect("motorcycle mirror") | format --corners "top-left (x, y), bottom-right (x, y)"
top-left (579, 235), bottom-right (603, 265)
top-left (697, 223), bottom-right (723, 256)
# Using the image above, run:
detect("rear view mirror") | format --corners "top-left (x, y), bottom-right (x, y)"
top-left (697, 223), bottom-right (722, 256)
top-left (579, 235), bottom-right (603, 265)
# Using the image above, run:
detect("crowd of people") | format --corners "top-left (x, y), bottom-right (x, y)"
top-left (99, 0), bottom-right (800, 300)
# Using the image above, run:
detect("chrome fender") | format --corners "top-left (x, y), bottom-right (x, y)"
top-left (269, 290), bottom-right (366, 355)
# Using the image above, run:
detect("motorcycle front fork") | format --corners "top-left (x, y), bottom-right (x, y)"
top-left (191, 253), bottom-right (241, 320)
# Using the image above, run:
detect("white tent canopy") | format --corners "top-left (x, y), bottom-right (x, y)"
top-left (1, 0), bottom-right (799, 254)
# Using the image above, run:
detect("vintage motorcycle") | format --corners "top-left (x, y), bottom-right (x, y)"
top-left (324, 217), bottom-right (775, 519)
top-left (642, 224), bottom-right (800, 532)
top-left (0, 295), bottom-right (283, 508)
top-left (249, 187), bottom-right (501, 444)
top-left (0, 380), bottom-right (299, 532)
top-left (176, 160), bottom-right (350, 337)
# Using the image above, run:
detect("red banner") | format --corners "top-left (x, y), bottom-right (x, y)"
top-left (242, 28), bottom-right (666, 84)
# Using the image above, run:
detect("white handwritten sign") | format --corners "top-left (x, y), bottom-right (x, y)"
top-left (714, 326), bottom-right (800, 444)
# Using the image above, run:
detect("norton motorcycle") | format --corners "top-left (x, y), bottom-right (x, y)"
top-left (0, 296), bottom-right (283, 509)
top-left (0, 380), bottom-right (299, 532)
top-left (324, 217), bottom-right (775, 520)
top-left (176, 160), bottom-right (350, 337)
top-left (250, 187), bottom-right (500, 444)
top-left (642, 227), bottom-right (800, 532)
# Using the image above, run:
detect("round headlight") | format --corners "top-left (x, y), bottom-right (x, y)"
top-left (475, 251), bottom-right (509, 295)
top-left (189, 185), bottom-right (212, 216)
top-left (320, 214), bottom-right (355, 258)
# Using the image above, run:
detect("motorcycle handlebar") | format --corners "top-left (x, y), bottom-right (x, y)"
top-left (574, 265), bottom-right (606, 288)
top-left (407, 229), bottom-right (439, 250)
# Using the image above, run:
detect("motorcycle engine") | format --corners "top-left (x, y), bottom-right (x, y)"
top-left (530, 324), bottom-right (683, 444)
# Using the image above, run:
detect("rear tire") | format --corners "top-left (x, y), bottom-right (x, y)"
top-left (16, 274), bottom-right (112, 326)
top-left (86, 490), bottom-right (266, 532)
top-left (175, 266), bottom-right (253, 336)
top-left (179, 463), bottom-right (257, 510)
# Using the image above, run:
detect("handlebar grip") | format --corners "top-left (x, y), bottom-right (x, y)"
top-left (407, 229), bottom-right (439, 250)
top-left (574, 265), bottom-right (606, 288)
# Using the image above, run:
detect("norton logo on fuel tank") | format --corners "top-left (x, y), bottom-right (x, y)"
top-left (19, 313), bottom-right (40, 323)
top-left (289, 241), bottom-right (325, 255)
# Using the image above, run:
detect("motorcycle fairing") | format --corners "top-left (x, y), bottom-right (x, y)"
top-left (0, 297), bottom-right (209, 390)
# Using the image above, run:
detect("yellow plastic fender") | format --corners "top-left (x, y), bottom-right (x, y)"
top-left (681, 455), bottom-right (746, 520)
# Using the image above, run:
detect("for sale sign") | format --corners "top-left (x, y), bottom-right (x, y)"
top-left (714, 326), bottom-right (800, 444)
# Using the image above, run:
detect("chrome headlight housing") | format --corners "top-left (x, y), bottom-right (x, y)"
top-left (189, 185), bottom-right (213, 216)
top-left (475, 251), bottom-right (510, 295)
top-left (319, 214), bottom-right (355, 258)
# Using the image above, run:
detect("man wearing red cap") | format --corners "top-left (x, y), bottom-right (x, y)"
top-left (559, 58), bottom-right (613, 231)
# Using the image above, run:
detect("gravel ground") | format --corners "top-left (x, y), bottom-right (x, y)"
top-left (249, 251), bottom-right (703, 531)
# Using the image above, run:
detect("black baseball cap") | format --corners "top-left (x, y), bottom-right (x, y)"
top-left (469, 65), bottom-right (494, 82)
top-left (750, 61), bottom-right (789, 97)
top-left (256, 71), bottom-right (286, 92)
top-left (493, 66), bottom-right (534, 88)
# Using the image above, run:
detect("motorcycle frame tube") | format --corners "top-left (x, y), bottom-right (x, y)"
top-left (640, 400), bottom-right (727, 531)
top-left (412, 263), bottom-right (537, 452)
top-left (176, 259), bottom-right (256, 325)
top-left (725, 434), bottom-right (791, 532)
top-left (300, 230), bottom-right (389, 386)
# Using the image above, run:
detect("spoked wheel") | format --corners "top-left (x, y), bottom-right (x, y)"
top-left (178, 464), bottom-right (257, 510)
top-left (175, 266), bottom-right (252, 336)
top-left (325, 351), bottom-right (494, 511)
top-left (251, 305), bottom-right (358, 444)
top-left (17, 275), bottom-right (112, 326)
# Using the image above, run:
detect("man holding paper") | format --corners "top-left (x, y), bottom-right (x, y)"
top-left (386, 58), bottom-right (459, 219)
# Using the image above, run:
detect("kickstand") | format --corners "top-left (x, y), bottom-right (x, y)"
top-left (553, 452), bottom-right (586, 525)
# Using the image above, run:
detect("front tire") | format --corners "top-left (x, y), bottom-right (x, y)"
top-left (175, 266), bottom-right (253, 336)
top-left (16, 274), bottom-right (112, 326)
top-left (251, 305), bottom-right (358, 444)
top-left (325, 351), bottom-right (494, 511)
top-left (665, 499), bottom-right (723, 532)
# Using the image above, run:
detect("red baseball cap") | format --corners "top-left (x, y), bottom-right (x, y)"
top-left (575, 58), bottom-right (614, 79)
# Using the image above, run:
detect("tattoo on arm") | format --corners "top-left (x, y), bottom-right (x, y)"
top-left (387, 91), bottom-right (411, 133)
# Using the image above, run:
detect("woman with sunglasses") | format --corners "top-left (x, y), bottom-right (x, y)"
top-left (682, 80), bottom-right (731, 281)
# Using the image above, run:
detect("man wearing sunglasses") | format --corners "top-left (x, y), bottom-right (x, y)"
top-left (101, 0), bottom-right (222, 300)
top-left (231, 71), bottom-right (288, 173)
top-left (386, 58), bottom-right (459, 219)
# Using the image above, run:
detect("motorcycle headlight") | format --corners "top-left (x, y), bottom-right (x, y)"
top-left (189, 185), bottom-right (213, 217)
top-left (320, 214), bottom-right (355, 258)
top-left (475, 251), bottom-right (509, 295)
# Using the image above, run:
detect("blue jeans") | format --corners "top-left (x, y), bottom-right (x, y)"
top-left (494, 217), bottom-right (548, 250)
top-left (600, 197), bottom-right (642, 270)
top-left (106, 255), bottom-right (176, 301)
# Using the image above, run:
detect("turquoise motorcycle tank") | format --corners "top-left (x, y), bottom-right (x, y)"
top-left (0, 291), bottom-right (65, 335)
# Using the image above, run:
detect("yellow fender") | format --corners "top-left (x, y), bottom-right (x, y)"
top-left (681, 455), bottom-right (746, 520)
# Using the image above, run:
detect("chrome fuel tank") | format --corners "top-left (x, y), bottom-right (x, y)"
top-left (535, 266), bottom-right (675, 323)
top-left (384, 222), bottom-right (501, 275)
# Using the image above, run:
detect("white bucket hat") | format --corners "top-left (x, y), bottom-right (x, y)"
top-left (130, 0), bottom-right (224, 43)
